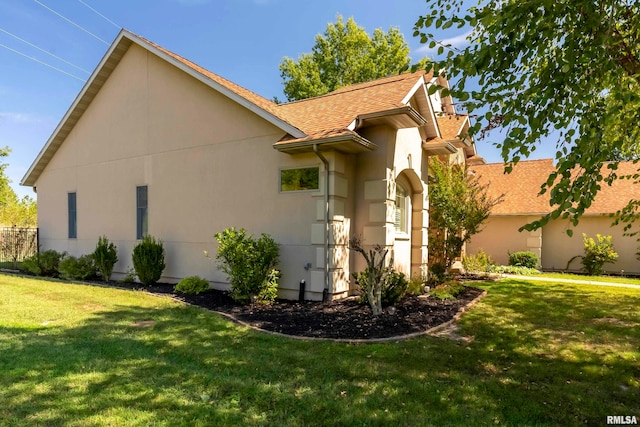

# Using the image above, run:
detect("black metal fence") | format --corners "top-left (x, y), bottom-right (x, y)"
top-left (0, 227), bottom-right (38, 269)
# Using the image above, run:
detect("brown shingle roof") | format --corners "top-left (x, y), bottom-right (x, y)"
top-left (141, 34), bottom-right (432, 143)
top-left (472, 159), bottom-right (640, 215)
top-left (436, 115), bottom-right (467, 140)
top-left (276, 71), bottom-right (428, 140)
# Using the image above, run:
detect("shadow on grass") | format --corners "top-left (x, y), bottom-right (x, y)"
top-left (1, 281), bottom-right (639, 426)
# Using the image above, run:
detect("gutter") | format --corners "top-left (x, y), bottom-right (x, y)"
top-left (313, 144), bottom-right (331, 301)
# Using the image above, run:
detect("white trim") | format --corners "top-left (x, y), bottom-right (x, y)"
top-left (400, 75), bottom-right (427, 105)
top-left (421, 83), bottom-right (442, 139)
top-left (21, 31), bottom-right (132, 186)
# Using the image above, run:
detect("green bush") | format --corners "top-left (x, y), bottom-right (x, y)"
top-left (58, 255), bottom-right (98, 281)
top-left (175, 276), bottom-right (210, 295)
top-left (214, 227), bottom-right (280, 304)
top-left (463, 249), bottom-right (495, 273)
top-left (93, 236), bottom-right (118, 282)
top-left (407, 274), bottom-right (426, 295)
top-left (354, 268), bottom-right (409, 307)
top-left (430, 280), bottom-right (465, 300)
top-left (132, 235), bottom-right (166, 286)
top-left (581, 234), bottom-right (618, 276)
top-left (508, 251), bottom-right (539, 268)
top-left (20, 249), bottom-right (66, 277)
top-left (427, 262), bottom-right (449, 286)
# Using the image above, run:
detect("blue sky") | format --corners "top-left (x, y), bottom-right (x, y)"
top-left (0, 0), bottom-right (548, 198)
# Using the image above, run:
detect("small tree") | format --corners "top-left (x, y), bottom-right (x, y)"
top-left (132, 235), bottom-right (166, 286)
top-left (92, 236), bottom-right (118, 282)
top-left (349, 237), bottom-right (389, 316)
top-left (428, 158), bottom-right (503, 283)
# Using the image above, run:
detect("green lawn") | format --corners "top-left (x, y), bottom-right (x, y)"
top-left (536, 271), bottom-right (640, 286)
top-left (1, 274), bottom-right (639, 426)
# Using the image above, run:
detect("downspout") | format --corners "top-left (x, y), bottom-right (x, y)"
top-left (313, 144), bottom-right (331, 301)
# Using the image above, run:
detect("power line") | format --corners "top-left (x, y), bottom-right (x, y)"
top-left (0, 42), bottom-right (86, 82)
top-left (32, 0), bottom-right (109, 45)
top-left (0, 27), bottom-right (91, 74)
top-left (77, 0), bottom-right (120, 29)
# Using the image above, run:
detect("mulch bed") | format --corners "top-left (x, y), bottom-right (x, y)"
top-left (112, 281), bottom-right (485, 340)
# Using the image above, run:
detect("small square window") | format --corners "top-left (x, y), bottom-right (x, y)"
top-left (280, 167), bottom-right (319, 191)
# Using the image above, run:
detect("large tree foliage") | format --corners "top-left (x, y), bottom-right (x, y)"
top-left (428, 158), bottom-right (502, 282)
top-left (280, 15), bottom-right (420, 101)
top-left (415, 0), bottom-right (640, 235)
top-left (0, 147), bottom-right (37, 227)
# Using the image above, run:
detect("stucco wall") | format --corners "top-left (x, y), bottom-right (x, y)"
top-left (466, 216), bottom-right (535, 266)
top-left (468, 214), bottom-right (640, 274)
top-left (351, 125), bottom-right (428, 279)
top-left (542, 217), bottom-right (640, 274)
top-left (35, 44), bottom-right (324, 298)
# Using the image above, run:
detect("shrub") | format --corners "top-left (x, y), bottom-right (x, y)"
top-left (214, 227), bottom-right (280, 304)
top-left (132, 235), bottom-right (166, 286)
top-left (430, 280), bottom-right (465, 300)
top-left (58, 255), bottom-right (98, 281)
top-left (581, 234), bottom-right (618, 276)
top-left (93, 236), bottom-right (118, 282)
top-left (175, 276), bottom-right (210, 295)
top-left (508, 251), bottom-right (539, 268)
top-left (20, 249), bottom-right (65, 277)
top-left (407, 274), bottom-right (426, 295)
top-left (463, 249), bottom-right (495, 273)
top-left (354, 267), bottom-right (409, 308)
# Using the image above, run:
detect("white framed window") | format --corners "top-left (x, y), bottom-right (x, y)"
top-left (395, 184), bottom-right (410, 235)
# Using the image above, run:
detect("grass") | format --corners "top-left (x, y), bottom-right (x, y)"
top-left (1, 274), bottom-right (639, 426)
top-left (535, 271), bottom-right (640, 286)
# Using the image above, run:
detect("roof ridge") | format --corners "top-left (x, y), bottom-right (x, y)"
top-left (278, 70), bottom-right (426, 106)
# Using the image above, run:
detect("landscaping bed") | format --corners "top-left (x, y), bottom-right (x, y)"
top-left (112, 281), bottom-right (485, 340)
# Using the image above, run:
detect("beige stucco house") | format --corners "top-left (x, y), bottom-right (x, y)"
top-left (468, 159), bottom-right (640, 274)
top-left (21, 29), bottom-right (477, 300)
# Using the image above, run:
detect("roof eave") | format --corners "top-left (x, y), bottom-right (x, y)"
top-left (355, 106), bottom-right (427, 130)
top-left (422, 141), bottom-right (457, 155)
top-left (133, 33), bottom-right (304, 139)
top-left (274, 134), bottom-right (377, 154)
top-left (22, 30), bottom-right (133, 187)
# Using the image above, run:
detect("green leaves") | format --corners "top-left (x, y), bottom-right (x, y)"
top-left (279, 15), bottom-right (415, 101)
top-left (214, 227), bottom-right (280, 304)
top-left (428, 158), bottom-right (503, 272)
top-left (415, 0), bottom-right (640, 233)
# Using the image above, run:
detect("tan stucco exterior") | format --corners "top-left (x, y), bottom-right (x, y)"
top-left (30, 36), bottom-right (445, 300)
top-left (468, 215), bottom-right (640, 274)
top-left (35, 44), bottom-right (325, 297)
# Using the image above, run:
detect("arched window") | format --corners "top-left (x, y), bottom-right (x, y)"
top-left (395, 184), bottom-right (409, 234)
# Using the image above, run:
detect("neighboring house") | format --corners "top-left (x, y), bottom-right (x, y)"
top-left (21, 29), bottom-right (477, 300)
top-left (467, 159), bottom-right (640, 274)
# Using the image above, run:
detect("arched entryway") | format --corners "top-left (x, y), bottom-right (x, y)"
top-left (393, 169), bottom-right (426, 278)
